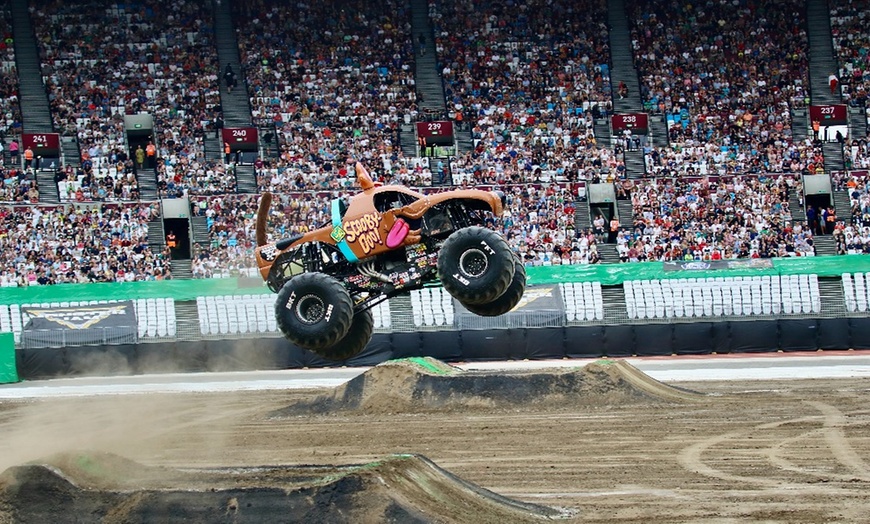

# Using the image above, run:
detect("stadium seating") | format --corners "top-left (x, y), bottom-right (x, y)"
top-left (627, 0), bottom-right (818, 176)
top-left (196, 294), bottom-right (392, 336)
top-left (410, 287), bottom-right (454, 328)
top-left (559, 282), bottom-right (605, 322)
top-left (623, 276), bottom-right (820, 320)
top-left (842, 272), bottom-right (870, 312)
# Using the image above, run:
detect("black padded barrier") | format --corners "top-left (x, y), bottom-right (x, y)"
top-left (817, 318), bottom-right (851, 350)
top-left (461, 329), bottom-right (513, 360)
top-left (729, 320), bottom-right (779, 353)
top-left (778, 319), bottom-right (820, 352)
top-left (672, 322), bottom-right (715, 355)
top-left (849, 317), bottom-right (870, 350)
top-left (419, 330), bottom-right (460, 361)
top-left (385, 331), bottom-right (421, 359)
top-left (634, 323), bottom-right (674, 356)
top-left (602, 325), bottom-right (634, 357)
top-left (709, 322), bottom-right (732, 354)
top-left (565, 325), bottom-right (604, 358)
top-left (14, 319), bottom-right (870, 379)
top-left (523, 327), bottom-right (564, 360)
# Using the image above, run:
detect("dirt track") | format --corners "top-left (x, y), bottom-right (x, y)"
top-left (0, 360), bottom-right (868, 523)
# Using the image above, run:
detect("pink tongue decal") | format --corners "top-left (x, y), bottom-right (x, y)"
top-left (386, 218), bottom-right (410, 248)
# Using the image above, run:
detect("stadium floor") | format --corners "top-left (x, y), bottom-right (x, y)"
top-left (0, 353), bottom-right (867, 522)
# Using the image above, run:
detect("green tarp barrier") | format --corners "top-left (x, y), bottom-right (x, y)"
top-left (0, 278), bottom-right (272, 306)
top-left (0, 333), bottom-right (18, 384)
top-left (525, 254), bottom-right (870, 286)
top-left (0, 255), bottom-right (864, 306)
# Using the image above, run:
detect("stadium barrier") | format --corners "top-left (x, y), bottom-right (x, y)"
top-left (3, 255), bottom-right (870, 378)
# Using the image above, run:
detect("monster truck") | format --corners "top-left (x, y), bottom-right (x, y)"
top-left (254, 162), bottom-right (525, 360)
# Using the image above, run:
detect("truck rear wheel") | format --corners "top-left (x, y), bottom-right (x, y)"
top-left (275, 273), bottom-right (353, 351)
top-left (316, 309), bottom-right (374, 361)
top-left (462, 259), bottom-right (526, 317)
top-left (438, 226), bottom-right (515, 305)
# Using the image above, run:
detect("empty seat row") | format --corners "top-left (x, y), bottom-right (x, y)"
top-left (560, 282), bottom-right (605, 322)
top-left (625, 275), bottom-right (821, 320)
top-left (134, 298), bottom-right (176, 339)
top-left (197, 295), bottom-right (277, 336)
top-left (842, 273), bottom-right (870, 312)
top-left (410, 287), bottom-right (454, 327)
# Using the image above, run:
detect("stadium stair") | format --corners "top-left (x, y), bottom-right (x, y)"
top-left (822, 142), bottom-right (845, 172)
top-left (792, 108), bottom-right (810, 141)
top-left (600, 285), bottom-right (629, 324)
top-left (818, 277), bottom-right (847, 317)
top-left (623, 149), bottom-right (645, 178)
top-left (593, 119), bottom-right (612, 146)
top-left (806, 0), bottom-right (840, 106)
top-left (400, 123), bottom-right (418, 158)
top-left (147, 219), bottom-right (166, 253)
top-left (11, 0), bottom-right (60, 202)
top-left (213, 0), bottom-right (253, 128)
top-left (258, 125), bottom-right (282, 161)
top-left (137, 167), bottom-right (159, 201)
top-left (408, 0), bottom-right (476, 162)
top-left (170, 259), bottom-right (193, 280)
top-left (575, 200), bottom-right (592, 232)
top-left (34, 170), bottom-right (59, 203)
top-left (410, 0), bottom-right (448, 117)
top-left (61, 136), bottom-right (80, 168)
top-left (203, 135), bottom-right (223, 163)
top-left (616, 198), bottom-right (634, 226)
top-left (10, 0), bottom-right (54, 133)
top-left (789, 193), bottom-right (806, 222)
top-left (647, 115), bottom-right (669, 148)
top-left (849, 107), bottom-right (867, 139)
top-left (173, 300), bottom-right (203, 341)
top-left (235, 164), bottom-right (257, 193)
top-left (191, 216), bottom-right (210, 246)
top-left (831, 189), bottom-right (852, 218)
top-left (813, 236), bottom-right (838, 256)
top-left (389, 294), bottom-right (417, 332)
top-left (606, 0), bottom-right (643, 114)
top-left (597, 244), bottom-right (621, 264)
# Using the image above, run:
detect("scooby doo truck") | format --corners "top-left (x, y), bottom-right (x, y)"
top-left (254, 163), bottom-right (525, 360)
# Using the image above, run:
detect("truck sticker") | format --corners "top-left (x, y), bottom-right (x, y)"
top-left (330, 226), bottom-right (346, 243)
top-left (344, 212), bottom-right (383, 255)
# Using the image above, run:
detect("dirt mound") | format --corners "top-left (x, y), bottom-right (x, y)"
top-left (275, 357), bottom-right (703, 416)
top-left (0, 452), bottom-right (570, 524)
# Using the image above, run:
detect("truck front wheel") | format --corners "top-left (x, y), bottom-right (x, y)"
top-left (437, 226), bottom-right (515, 305)
top-left (275, 273), bottom-right (354, 351)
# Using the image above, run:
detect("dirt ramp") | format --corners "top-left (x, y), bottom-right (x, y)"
top-left (0, 452), bottom-right (567, 524)
top-left (276, 357), bottom-right (703, 416)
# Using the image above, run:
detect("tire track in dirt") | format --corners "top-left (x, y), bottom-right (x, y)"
top-left (678, 415), bottom-right (823, 487)
top-left (680, 402), bottom-right (870, 487)
top-left (805, 401), bottom-right (870, 481)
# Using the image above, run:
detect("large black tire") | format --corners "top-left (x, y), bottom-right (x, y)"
top-left (275, 273), bottom-right (353, 351)
top-left (315, 309), bottom-right (374, 361)
top-left (462, 260), bottom-right (526, 317)
top-left (437, 226), bottom-right (515, 305)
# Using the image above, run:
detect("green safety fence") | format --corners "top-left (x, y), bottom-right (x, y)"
top-left (0, 277), bottom-right (272, 306)
top-left (0, 255), bottom-right (866, 306)
top-left (0, 333), bottom-right (18, 383)
top-left (526, 254), bottom-right (870, 286)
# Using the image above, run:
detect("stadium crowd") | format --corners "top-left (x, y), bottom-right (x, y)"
top-left (232, 0), bottom-right (417, 192)
top-left (430, 0), bottom-right (615, 184)
top-left (10, 0), bottom-right (870, 285)
top-left (0, 202), bottom-right (170, 286)
top-left (627, 174), bottom-right (815, 260)
top-left (831, 0), bottom-right (870, 112)
top-left (628, 0), bottom-right (817, 176)
top-left (30, 0), bottom-right (221, 201)
top-left (0, 5), bottom-right (21, 142)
